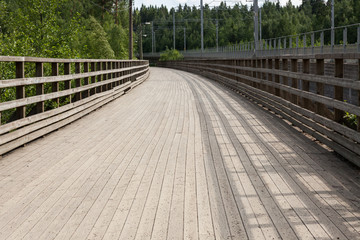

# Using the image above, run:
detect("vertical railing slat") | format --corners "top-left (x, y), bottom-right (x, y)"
top-left (36, 62), bottom-right (44, 113)
top-left (64, 62), bottom-right (71, 104)
top-left (334, 58), bottom-right (344, 122)
top-left (16, 62), bottom-right (25, 119)
top-left (52, 62), bottom-right (59, 107)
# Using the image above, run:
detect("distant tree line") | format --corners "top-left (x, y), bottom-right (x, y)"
top-left (135, 0), bottom-right (360, 53)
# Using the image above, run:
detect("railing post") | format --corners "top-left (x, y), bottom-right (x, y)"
top-left (83, 62), bottom-right (89, 98)
top-left (90, 62), bottom-right (96, 95)
top-left (302, 59), bottom-right (310, 109)
top-left (97, 62), bottom-right (102, 93)
top-left (36, 62), bottom-right (44, 113)
top-left (274, 58), bottom-right (280, 96)
top-left (357, 26), bottom-right (360, 52)
top-left (343, 27), bottom-right (347, 52)
top-left (64, 63), bottom-right (71, 104)
top-left (315, 58), bottom-right (325, 116)
top-left (296, 36), bottom-right (299, 55)
top-left (102, 62), bottom-right (107, 92)
top-left (112, 62), bottom-right (116, 88)
top-left (358, 58), bottom-right (360, 131)
top-left (291, 59), bottom-right (298, 104)
top-left (107, 61), bottom-right (112, 89)
top-left (267, 58), bottom-right (273, 94)
top-left (334, 58), bottom-right (344, 123)
top-left (51, 63), bottom-right (59, 107)
top-left (282, 58), bottom-right (288, 100)
top-left (311, 32), bottom-right (314, 55)
top-left (16, 62), bottom-right (25, 119)
top-left (303, 34), bottom-right (306, 54)
top-left (320, 31), bottom-right (324, 54)
top-left (75, 62), bottom-right (81, 102)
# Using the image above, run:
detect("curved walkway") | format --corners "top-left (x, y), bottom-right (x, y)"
top-left (0, 67), bottom-right (359, 240)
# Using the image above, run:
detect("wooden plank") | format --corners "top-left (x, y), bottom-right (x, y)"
top-left (51, 63), bottom-right (59, 107)
top-left (36, 62), bottom-right (44, 113)
top-left (16, 62), bottom-right (25, 119)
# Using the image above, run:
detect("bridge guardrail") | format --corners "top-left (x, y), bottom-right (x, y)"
top-left (0, 57), bottom-right (149, 155)
top-left (159, 53), bottom-right (360, 166)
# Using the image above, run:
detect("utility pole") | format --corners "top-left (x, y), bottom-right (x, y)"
top-left (152, 21), bottom-right (154, 54)
top-left (173, 10), bottom-right (176, 49)
top-left (200, 0), bottom-right (204, 52)
top-left (128, 0), bottom-right (133, 59)
top-left (254, 0), bottom-right (259, 54)
top-left (184, 28), bottom-right (186, 51)
top-left (216, 19), bottom-right (219, 52)
top-left (259, 7), bottom-right (262, 47)
top-left (331, 0), bottom-right (335, 51)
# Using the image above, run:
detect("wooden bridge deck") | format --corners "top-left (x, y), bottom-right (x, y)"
top-left (0, 67), bottom-right (359, 240)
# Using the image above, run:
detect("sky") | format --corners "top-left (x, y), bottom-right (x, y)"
top-left (134, 0), bottom-right (303, 9)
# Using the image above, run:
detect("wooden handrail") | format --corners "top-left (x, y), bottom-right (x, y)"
top-left (160, 53), bottom-right (360, 165)
top-left (0, 56), bottom-right (149, 155)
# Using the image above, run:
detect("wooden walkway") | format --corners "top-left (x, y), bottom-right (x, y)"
top-left (0, 67), bottom-right (359, 240)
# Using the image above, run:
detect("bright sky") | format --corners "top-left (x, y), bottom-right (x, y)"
top-left (134, 0), bottom-right (303, 9)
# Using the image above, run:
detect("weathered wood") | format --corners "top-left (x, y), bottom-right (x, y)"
top-left (16, 62), bottom-right (25, 119)
top-left (291, 59), bottom-right (298, 104)
top-left (0, 65), bottom-right (148, 88)
top-left (74, 62), bottom-right (81, 102)
top-left (36, 62), bottom-right (44, 114)
top-left (82, 62), bottom-right (89, 99)
top-left (165, 59), bottom-right (360, 163)
top-left (64, 62), bottom-right (71, 104)
top-left (302, 59), bottom-right (311, 109)
top-left (52, 63), bottom-right (60, 107)
top-left (90, 62), bottom-right (96, 96)
top-left (0, 68), bottom-right (149, 112)
top-left (334, 59), bottom-right (344, 123)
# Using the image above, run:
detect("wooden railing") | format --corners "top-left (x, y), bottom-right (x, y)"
top-left (0, 56), bottom-right (149, 155)
top-left (159, 53), bottom-right (360, 166)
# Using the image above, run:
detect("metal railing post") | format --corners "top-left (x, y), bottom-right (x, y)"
top-left (343, 27), bottom-right (347, 51)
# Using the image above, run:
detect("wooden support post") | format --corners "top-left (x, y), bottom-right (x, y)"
top-left (334, 58), bottom-right (344, 123)
top-left (16, 62), bottom-right (25, 119)
top-left (36, 62), bottom-right (44, 113)
top-left (358, 59), bottom-right (360, 132)
top-left (52, 63), bottom-right (59, 107)
top-left (83, 62), bottom-right (89, 99)
top-left (302, 59), bottom-right (310, 109)
top-left (64, 63), bottom-right (71, 104)
top-left (97, 62), bottom-right (102, 93)
top-left (315, 59), bottom-right (325, 117)
top-left (90, 62), bottom-right (96, 95)
top-left (252, 59), bottom-right (257, 88)
top-left (74, 62), bottom-right (81, 102)
top-left (102, 62), bottom-right (107, 92)
top-left (274, 59), bottom-right (280, 96)
top-left (267, 59), bottom-right (273, 94)
top-left (282, 58), bottom-right (288, 100)
top-left (107, 62), bottom-right (112, 90)
top-left (291, 59), bottom-right (298, 104)
top-left (112, 62), bottom-right (117, 87)
top-left (262, 59), bottom-right (266, 91)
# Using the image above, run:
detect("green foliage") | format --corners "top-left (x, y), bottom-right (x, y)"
top-left (0, 0), bottom-right (131, 124)
top-left (343, 111), bottom-right (358, 130)
top-left (159, 48), bottom-right (184, 61)
top-left (136, 0), bottom-right (360, 53)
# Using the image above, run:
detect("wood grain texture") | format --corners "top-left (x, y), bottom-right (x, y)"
top-left (0, 67), bottom-right (359, 240)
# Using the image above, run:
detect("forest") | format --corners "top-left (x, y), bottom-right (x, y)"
top-left (0, 0), bottom-right (359, 59)
top-left (136, 0), bottom-right (360, 53)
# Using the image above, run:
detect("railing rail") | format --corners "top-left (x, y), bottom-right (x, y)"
top-left (143, 23), bottom-right (360, 59)
top-left (0, 56), bottom-right (149, 155)
top-left (159, 53), bottom-right (360, 166)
